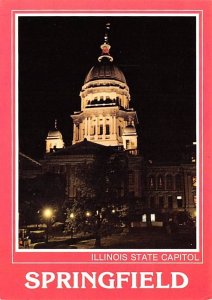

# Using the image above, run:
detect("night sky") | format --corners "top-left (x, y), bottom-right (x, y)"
top-left (18, 16), bottom-right (196, 162)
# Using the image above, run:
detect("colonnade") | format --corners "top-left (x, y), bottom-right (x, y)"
top-left (73, 114), bottom-right (125, 144)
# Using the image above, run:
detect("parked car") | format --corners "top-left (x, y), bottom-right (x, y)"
top-left (29, 230), bottom-right (46, 243)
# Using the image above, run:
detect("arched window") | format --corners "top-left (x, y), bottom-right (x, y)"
top-left (159, 196), bottom-right (164, 208)
top-left (175, 174), bottom-right (182, 190)
top-left (148, 176), bottom-right (155, 189)
top-left (157, 175), bottom-right (164, 189)
top-left (166, 174), bottom-right (173, 190)
top-left (150, 196), bottom-right (155, 208)
top-left (177, 196), bottom-right (183, 208)
top-left (168, 196), bottom-right (173, 208)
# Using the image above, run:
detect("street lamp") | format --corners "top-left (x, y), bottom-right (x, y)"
top-left (43, 208), bottom-right (53, 219)
top-left (70, 212), bottom-right (75, 219)
top-left (43, 208), bottom-right (53, 243)
top-left (69, 213), bottom-right (75, 238)
top-left (85, 211), bottom-right (91, 217)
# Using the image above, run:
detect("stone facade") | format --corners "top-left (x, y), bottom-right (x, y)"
top-left (143, 162), bottom-right (196, 218)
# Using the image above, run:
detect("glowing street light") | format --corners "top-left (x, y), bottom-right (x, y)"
top-left (43, 208), bottom-right (53, 219)
top-left (70, 212), bottom-right (75, 219)
top-left (43, 208), bottom-right (53, 243)
top-left (85, 211), bottom-right (91, 217)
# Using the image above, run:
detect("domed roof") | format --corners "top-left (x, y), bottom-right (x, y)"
top-left (123, 124), bottom-right (137, 135)
top-left (46, 120), bottom-right (63, 140)
top-left (84, 59), bottom-right (126, 84)
top-left (47, 129), bottom-right (63, 139)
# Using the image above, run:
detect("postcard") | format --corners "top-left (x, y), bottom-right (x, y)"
top-left (0, 0), bottom-right (211, 299)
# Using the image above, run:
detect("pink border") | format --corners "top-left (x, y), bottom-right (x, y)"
top-left (12, 10), bottom-right (203, 265)
top-left (0, 1), bottom-right (211, 299)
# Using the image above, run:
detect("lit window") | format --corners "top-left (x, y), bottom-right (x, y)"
top-left (149, 176), bottom-right (155, 189)
top-left (177, 197), bottom-right (183, 208)
top-left (142, 214), bottom-right (147, 222)
top-left (157, 175), bottom-right (164, 189)
top-left (151, 214), bottom-right (155, 222)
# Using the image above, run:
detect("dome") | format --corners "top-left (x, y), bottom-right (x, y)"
top-left (84, 59), bottom-right (126, 84)
top-left (47, 129), bottom-right (63, 139)
top-left (123, 125), bottom-right (137, 135)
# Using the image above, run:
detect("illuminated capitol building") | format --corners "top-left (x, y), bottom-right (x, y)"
top-left (20, 25), bottom-right (196, 225)
top-left (46, 29), bottom-right (138, 154)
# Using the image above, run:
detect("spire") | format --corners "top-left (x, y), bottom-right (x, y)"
top-left (55, 119), bottom-right (58, 129)
top-left (46, 119), bottom-right (64, 153)
top-left (104, 22), bottom-right (110, 44)
top-left (98, 23), bottom-right (113, 62)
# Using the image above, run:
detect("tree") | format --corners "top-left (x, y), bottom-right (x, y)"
top-left (65, 152), bottom-right (127, 248)
top-left (19, 172), bottom-right (66, 227)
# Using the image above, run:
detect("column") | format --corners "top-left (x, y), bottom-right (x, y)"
top-left (73, 124), bottom-right (76, 143)
top-left (110, 116), bottom-right (113, 135)
top-left (95, 116), bottom-right (98, 140)
top-left (113, 116), bottom-right (117, 137)
top-left (78, 124), bottom-right (81, 141)
top-left (111, 115), bottom-right (114, 135)
top-left (88, 117), bottom-right (91, 138)
top-left (84, 117), bottom-right (87, 137)
top-left (76, 125), bottom-right (79, 142)
top-left (103, 116), bottom-right (106, 139)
